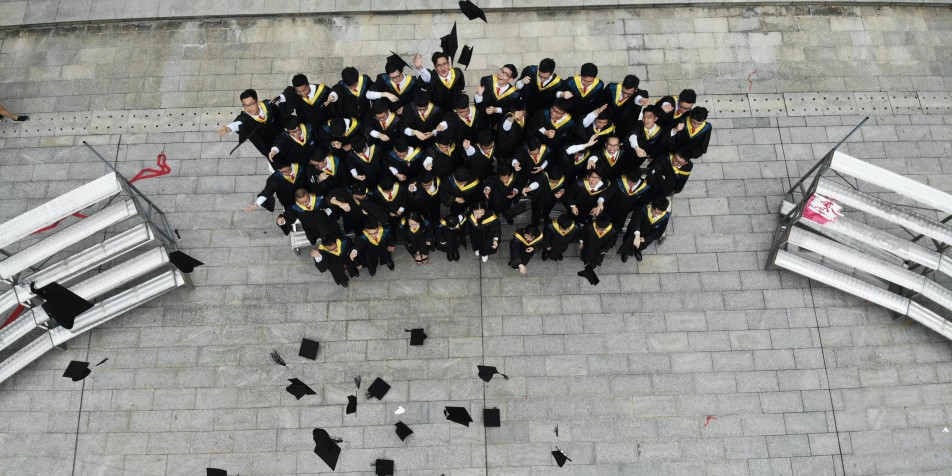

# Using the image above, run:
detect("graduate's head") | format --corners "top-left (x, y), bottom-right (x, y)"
top-left (414, 90), bottom-right (431, 111)
top-left (539, 58), bottom-right (556, 79)
top-left (372, 99), bottom-right (392, 121)
top-left (341, 67), bottom-right (360, 87)
top-left (350, 184), bottom-right (367, 198)
top-left (551, 99), bottom-right (570, 121)
top-left (322, 235), bottom-right (339, 250)
top-left (642, 105), bottom-right (660, 128)
top-left (285, 118), bottom-right (303, 139)
top-left (453, 167), bottom-right (472, 184)
top-left (239, 89), bottom-right (260, 114)
top-left (472, 200), bottom-right (489, 218)
top-left (557, 214), bottom-right (574, 229)
top-left (310, 148), bottom-right (329, 166)
top-left (604, 135), bottom-right (621, 153)
top-left (443, 213), bottom-right (460, 228)
top-left (351, 135), bottom-right (368, 153)
top-left (364, 218), bottom-right (381, 231)
top-left (453, 94), bottom-right (471, 114)
top-left (651, 197), bottom-right (669, 214)
top-left (580, 63), bottom-right (598, 85)
top-left (292, 74), bottom-right (310, 97)
top-left (689, 107), bottom-right (708, 126)
top-left (435, 133), bottom-right (453, 151)
top-left (524, 225), bottom-right (539, 240)
top-left (511, 98), bottom-right (527, 114)
top-left (294, 188), bottom-right (310, 205)
top-left (594, 111), bottom-right (612, 130)
top-left (497, 64), bottom-right (517, 82)
top-left (526, 135), bottom-right (542, 155)
top-left (496, 164), bottom-right (514, 182)
top-left (379, 175), bottom-right (396, 192)
top-left (595, 214), bottom-right (612, 231)
top-left (432, 52), bottom-right (451, 75)
top-left (622, 74), bottom-right (640, 94)
top-left (393, 137), bottom-right (410, 158)
top-left (329, 117), bottom-right (346, 138)
top-left (586, 168), bottom-right (602, 186)
top-left (275, 161), bottom-right (293, 176)
top-left (477, 130), bottom-right (495, 151)
top-left (672, 148), bottom-right (691, 166)
top-left (622, 163), bottom-right (641, 180)
top-left (548, 167), bottom-right (564, 184)
top-left (419, 170), bottom-right (435, 187)
top-left (677, 89), bottom-right (697, 111)
top-left (385, 57), bottom-right (405, 80)
top-left (406, 212), bottom-right (423, 228)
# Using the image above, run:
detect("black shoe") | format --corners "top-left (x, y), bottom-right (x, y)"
top-left (386, 260), bottom-right (395, 270)
top-left (634, 250), bottom-right (643, 261)
top-left (620, 253), bottom-right (628, 263)
top-left (341, 280), bottom-right (349, 288)
top-left (369, 268), bottom-right (376, 277)
top-left (541, 250), bottom-right (549, 261)
top-left (13, 115), bottom-right (28, 122)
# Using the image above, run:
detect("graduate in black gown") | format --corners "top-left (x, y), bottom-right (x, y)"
top-left (334, 66), bottom-right (397, 120)
top-left (423, 133), bottom-right (461, 180)
top-left (517, 58), bottom-right (563, 116)
top-left (512, 135), bottom-right (553, 190)
top-left (557, 63), bottom-right (606, 120)
top-left (219, 89), bottom-right (283, 160)
top-left (355, 219), bottom-right (395, 276)
top-left (277, 74), bottom-right (336, 128)
top-left (385, 137), bottom-right (425, 183)
top-left (400, 212), bottom-right (433, 265)
top-left (496, 99), bottom-right (527, 160)
top-left (618, 197), bottom-right (670, 263)
top-left (269, 116), bottom-right (318, 166)
top-left (373, 175), bottom-right (408, 229)
top-left (603, 75), bottom-right (649, 135)
top-left (655, 89), bottom-right (695, 133)
top-left (566, 167), bottom-right (615, 224)
top-left (645, 149), bottom-right (693, 201)
top-left (541, 214), bottom-right (579, 261)
top-left (442, 168), bottom-right (482, 215)
top-left (311, 234), bottom-right (359, 288)
top-left (465, 201), bottom-right (502, 263)
top-left (400, 90), bottom-right (442, 150)
top-left (439, 94), bottom-right (486, 147)
top-left (319, 117), bottom-right (361, 160)
top-left (579, 214), bottom-right (619, 269)
top-left (304, 148), bottom-right (342, 197)
top-left (610, 164), bottom-right (652, 231)
top-left (416, 52), bottom-right (466, 113)
top-left (475, 64), bottom-right (521, 129)
top-left (373, 55), bottom-right (421, 113)
top-left (327, 185), bottom-right (368, 235)
top-left (667, 107), bottom-right (711, 160)
top-left (434, 213), bottom-right (465, 262)
top-left (628, 105), bottom-right (668, 165)
top-left (246, 159), bottom-right (306, 213)
top-left (464, 130), bottom-right (497, 182)
top-left (345, 136), bottom-right (384, 188)
top-left (527, 98), bottom-right (576, 150)
top-left (483, 164), bottom-right (521, 225)
top-left (277, 188), bottom-right (342, 245)
top-left (522, 167), bottom-right (568, 226)
top-left (508, 225), bottom-right (543, 275)
top-left (408, 170), bottom-right (443, 223)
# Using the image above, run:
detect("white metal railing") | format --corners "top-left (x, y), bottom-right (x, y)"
top-left (829, 151), bottom-right (952, 216)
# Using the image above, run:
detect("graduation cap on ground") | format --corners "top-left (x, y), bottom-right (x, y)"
top-left (552, 447), bottom-right (572, 467)
top-left (299, 338), bottom-right (319, 360)
top-left (373, 459), bottom-right (394, 476)
top-left (270, 350), bottom-right (287, 367)
top-left (286, 378), bottom-right (317, 400)
top-left (477, 365), bottom-right (509, 382)
top-left (206, 468), bottom-right (227, 476)
top-left (394, 421), bottom-right (413, 441)
top-left (441, 22), bottom-right (459, 62)
top-left (168, 250), bottom-right (204, 273)
top-left (406, 328), bottom-right (427, 346)
top-left (346, 395), bottom-right (358, 414)
top-left (459, 0), bottom-right (487, 22)
top-left (458, 45), bottom-right (474, 69)
top-left (444, 406), bottom-right (473, 426)
top-left (366, 377), bottom-right (391, 400)
top-left (312, 428), bottom-right (342, 470)
top-left (30, 281), bottom-right (93, 330)
top-left (387, 50), bottom-right (412, 72)
top-left (63, 360), bottom-right (91, 381)
top-left (577, 267), bottom-right (600, 286)
top-left (483, 408), bottom-right (500, 427)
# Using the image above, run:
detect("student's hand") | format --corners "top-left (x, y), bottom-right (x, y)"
top-left (396, 173), bottom-right (407, 181)
top-left (492, 240), bottom-right (499, 249)
top-left (507, 189), bottom-right (518, 199)
top-left (396, 106), bottom-right (404, 115)
top-left (454, 197), bottom-right (466, 203)
top-left (462, 139), bottom-right (471, 149)
top-left (436, 123), bottom-right (447, 132)
top-left (340, 203), bottom-right (352, 212)
top-left (513, 162), bottom-right (522, 172)
top-left (586, 133), bottom-right (599, 147)
top-left (355, 174), bottom-right (366, 181)
top-left (310, 249), bottom-right (320, 258)
top-left (554, 190), bottom-right (565, 199)
top-left (245, 203), bottom-right (259, 212)
top-left (570, 205), bottom-right (579, 215)
top-left (562, 91), bottom-right (574, 99)
top-left (485, 106), bottom-right (496, 115)
top-left (543, 129), bottom-right (556, 139)
top-left (484, 187), bottom-right (492, 199)
top-left (514, 110), bottom-right (525, 122)
top-left (276, 215), bottom-right (286, 226)
top-left (676, 123), bottom-right (684, 132)
top-left (317, 171), bottom-right (329, 181)
top-left (387, 246), bottom-right (395, 252)
top-left (383, 92), bottom-right (398, 102)
top-left (424, 162), bottom-right (433, 171)
top-left (595, 103), bottom-right (608, 114)
top-left (591, 204), bottom-right (603, 216)
top-left (526, 247), bottom-right (534, 253)
top-left (635, 147), bottom-right (647, 158)
top-left (531, 166), bottom-right (543, 174)
top-left (350, 250), bottom-right (358, 259)
top-left (518, 264), bottom-right (527, 275)
top-left (413, 54), bottom-right (423, 69)
top-left (475, 85), bottom-right (485, 96)
top-left (521, 76), bottom-right (531, 85)
top-left (378, 133), bottom-right (390, 142)
top-left (522, 187), bottom-right (531, 196)
top-left (408, 183), bottom-right (418, 193)
top-left (412, 130), bottom-right (426, 140)
top-left (218, 125), bottom-right (231, 136)
top-left (323, 95), bottom-right (336, 106)
top-left (639, 97), bottom-right (650, 107)
top-left (268, 150), bottom-right (278, 160)
top-left (661, 103), bottom-right (674, 113)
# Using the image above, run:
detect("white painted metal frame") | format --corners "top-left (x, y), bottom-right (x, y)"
top-left (829, 151), bottom-right (952, 216)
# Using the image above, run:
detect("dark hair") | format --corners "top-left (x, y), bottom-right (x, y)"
top-left (596, 111), bottom-right (611, 122)
top-left (443, 214), bottom-right (460, 227)
top-left (524, 225), bottom-right (540, 236)
top-left (496, 163), bottom-right (514, 176)
top-left (548, 167), bottom-right (563, 182)
top-left (453, 167), bottom-right (471, 183)
top-left (525, 135), bottom-right (542, 151)
top-left (689, 107), bottom-right (708, 122)
top-left (642, 105), bottom-right (660, 118)
top-left (678, 89), bottom-right (697, 104)
top-left (406, 211), bottom-right (424, 225)
top-left (503, 63), bottom-right (518, 78)
top-left (283, 116), bottom-right (301, 131)
top-left (472, 200), bottom-right (489, 212)
top-left (511, 98), bottom-right (526, 112)
top-left (435, 133), bottom-right (452, 146)
top-left (385, 57), bottom-right (402, 74)
top-left (341, 67), bottom-right (359, 86)
top-left (393, 137), bottom-right (409, 153)
top-left (652, 197), bottom-right (669, 211)
top-left (329, 118), bottom-right (345, 136)
top-left (539, 58), bottom-right (556, 74)
top-left (419, 170), bottom-right (435, 184)
top-left (240, 89), bottom-right (258, 101)
top-left (379, 175), bottom-right (396, 191)
top-left (413, 90), bottom-right (431, 108)
top-left (452, 94), bottom-right (470, 110)
top-left (477, 130), bottom-right (494, 148)
top-left (595, 214), bottom-right (612, 228)
top-left (431, 52), bottom-right (449, 65)
top-left (557, 214), bottom-right (573, 228)
top-left (350, 184), bottom-right (368, 195)
top-left (350, 135), bottom-right (367, 152)
top-left (292, 74), bottom-right (309, 88)
top-left (552, 98), bottom-right (572, 112)
top-left (273, 158), bottom-right (291, 170)
top-left (622, 74), bottom-right (640, 90)
top-left (294, 188), bottom-right (309, 199)
top-left (580, 63), bottom-right (598, 78)
top-left (310, 148), bottom-right (329, 162)
top-left (372, 99), bottom-right (391, 115)
top-left (364, 218), bottom-right (380, 229)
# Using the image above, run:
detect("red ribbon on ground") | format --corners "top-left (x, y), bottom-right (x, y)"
top-left (31, 212), bottom-right (89, 235)
top-left (0, 304), bottom-right (25, 330)
top-left (703, 415), bottom-right (718, 427)
top-left (129, 153), bottom-right (171, 183)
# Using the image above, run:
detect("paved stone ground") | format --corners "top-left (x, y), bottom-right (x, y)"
top-left (0, 5), bottom-right (952, 476)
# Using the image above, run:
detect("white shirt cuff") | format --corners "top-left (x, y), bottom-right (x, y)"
top-left (256, 196), bottom-right (267, 206)
top-left (366, 91), bottom-right (382, 100)
top-left (370, 130), bottom-right (381, 138)
top-left (227, 121), bottom-right (241, 132)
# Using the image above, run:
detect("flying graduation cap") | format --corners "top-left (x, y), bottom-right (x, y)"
top-left (346, 395), bottom-right (358, 415)
top-left (30, 281), bottom-right (93, 330)
top-left (285, 378), bottom-right (317, 400)
top-left (394, 421), bottom-right (414, 441)
top-left (441, 22), bottom-right (459, 62)
top-left (477, 365), bottom-right (509, 382)
top-left (312, 428), bottom-right (342, 470)
top-left (577, 267), bottom-right (600, 286)
top-left (406, 328), bottom-right (427, 346)
top-left (387, 50), bottom-right (412, 72)
top-left (168, 250), bottom-right (204, 273)
top-left (206, 468), bottom-right (227, 476)
top-left (552, 447), bottom-right (572, 467)
top-left (459, 0), bottom-right (487, 22)
top-left (63, 360), bottom-right (91, 381)
top-left (366, 377), bottom-right (391, 400)
top-left (483, 408), bottom-right (501, 427)
top-left (299, 338), bottom-right (319, 360)
top-left (373, 459), bottom-right (394, 476)
top-left (457, 45), bottom-right (474, 69)
top-left (444, 406), bottom-right (473, 426)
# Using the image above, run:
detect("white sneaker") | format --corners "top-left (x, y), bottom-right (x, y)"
top-left (475, 250), bottom-right (480, 256)
top-left (481, 255), bottom-right (488, 263)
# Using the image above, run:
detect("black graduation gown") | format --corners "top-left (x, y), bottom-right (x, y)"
top-left (465, 146), bottom-right (496, 182)
top-left (603, 82), bottom-right (648, 134)
top-left (573, 119), bottom-right (619, 153)
top-left (478, 75), bottom-right (521, 128)
top-left (610, 175), bottom-right (652, 230)
top-left (587, 147), bottom-right (633, 181)
top-left (231, 99), bottom-right (283, 158)
top-left (668, 120), bottom-right (712, 160)
top-left (304, 155), bottom-right (343, 197)
top-left (434, 217), bottom-right (465, 261)
top-left (281, 195), bottom-right (343, 245)
top-left (345, 145), bottom-right (384, 187)
top-left (618, 205), bottom-right (670, 256)
top-left (508, 228), bottom-right (544, 268)
top-left (319, 118), bottom-right (362, 159)
top-left (541, 219), bottom-right (579, 261)
top-left (518, 66), bottom-right (564, 115)
top-left (559, 76), bottom-right (607, 119)
top-left (400, 218), bottom-right (433, 258)
top-left (363, 110), bottom-right (403, 149)
top-left (512, 145), bottom-right (552, 189)
top-left (279, 84), bottom-right (334, 127)
top-left (465, 212), bottom-right (502, 257)
top-left (400, 103), bottom-right (443, 150)
top-left (579, 222), bottom-right (619, 268)
top-left (258, 163), bottom-right (307, 212)
top-left (631, 123), bottom-right (668, 162)
top-left (496, 115), bottom-right (526, 160)
top-left (423, 143), bottom-right (462, 180)
top-left (385, 146), bottom-right (425, 183)
top-left (442, 106), bottom-right (487, 147)
top-left (527, 108), bottom-right (576, 149)
top-left (646, 154), bottom-right (693, 199)
top-left (563, 149), bottom-right (593, 184)
top-left (355, 226), bottom-right (394, 276)
top-left (328, 187), bottom-right (367, 235)
top-left (314, 238), bottom-right (358, 286)
top-left (565, 179), bottom-right (615, 223)
top-left (408, 179), bottom-right (444, 223)
top-left (484, 174), bottom-right (521, 217)
top-left (372, 183), bottom-right (409, 226)
top-left (373, 73), bottom-right (421, 113)
top-left (273, 123), bottom-right (318, 166)
top-left (441, 177), bottom-right (482, 214)
top-left (654, 96), bottom-right (689, 132)
top-left (426, 67), bottom-right (466, 112)
top-left (524, 172), bottom-right (568, 226)
top-left (333, 74), bottom-right (374, 119)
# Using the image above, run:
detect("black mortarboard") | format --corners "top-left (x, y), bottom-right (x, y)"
top-left (477, 365), bottom-right (509, 382)
top-left (366, 377), bottom-right (391, 400)
top-left (483, 408), bottom-right (501, 427)
top-left (206, 468), bottom-right (227, 476)
top-left (459, 0), bottom-right (487, 22)
top-left (63, 360), bottom-right (91, 381)
top-left (387, 50), bottom-right (412, 72)
top-left (578, 267), bottom-right (600, 286)
top-left (552, 447), bottom-right (572, 467)
top-left (299, 338), bottom-right (319, 360)
top-left (286, 378), bottom-right (317, 400)
top-left (458, 45), bottom-right (474, 69)
top-left (360, 196), bottom-right (392, 223)
top-left (373, 459), bottom-right (394, 476)
top-left (312, 428), bottom-right (342, 470)
top-left (406, 328), bottom-right (427, 346)
top-left (30, 281), bottom-right (92, 330)
top-left (394, 421), bottom-right (414, 441)
top-left (441, 22), bottom-right (459, 62)
top-left (444, 406), bottom-right (473, 426)
top-left (346, 395), bottom-right (358, 414)
top-left (168, 250), bottom-right (204, 273)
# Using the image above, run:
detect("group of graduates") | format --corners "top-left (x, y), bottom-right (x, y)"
top-left (219, 53), bottom-right (712, 287)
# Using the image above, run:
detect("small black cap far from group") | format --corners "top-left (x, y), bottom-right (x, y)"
top-left (62, 360), bottom-right (91, 381)
top-left (444, 406), bottom-right (473, 426)
top-left (477, 364), bottom-right (508, 382)
top-left (552, 447), bottom-right (572, 467)
top-left (394, 421), bottom-right (414, 441)
top-left (366, 377), bottom-right (391, 400)
top-left (298, 337), bottom-right (320, 360)
top-left (406, 328), bottom-right (427, 345)
top-left (285, 378), bottom-right (317, 400)
top-left (168, 250), bottom-right (204, 273)
top-left (458, 0), bottom-right (487, 22)
top-left (30, 281), bottom-right (93, 330)
top-left (373, 458), bottom-right (395, 476)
